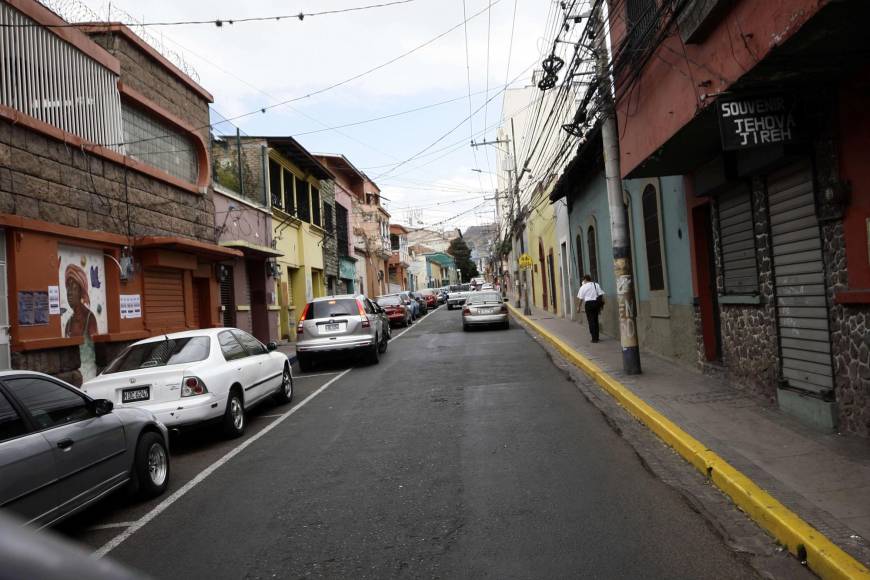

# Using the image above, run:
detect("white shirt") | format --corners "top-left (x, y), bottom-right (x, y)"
top-left (577, 281), bottom-right (603, 302)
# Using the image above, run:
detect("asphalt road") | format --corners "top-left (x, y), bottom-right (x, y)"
top-left (59, 305), bottom-right (758, 579)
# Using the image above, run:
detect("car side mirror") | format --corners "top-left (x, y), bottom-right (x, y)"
top-left (503, 297), bottom-right (509, 302)
top-left (92, 399), bottom-right (113, 416)
top-left (267, 341), bottom-right (278, 351)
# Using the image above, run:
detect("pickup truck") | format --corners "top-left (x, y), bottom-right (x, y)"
top-left (447, 289), bottom-right (473, 310)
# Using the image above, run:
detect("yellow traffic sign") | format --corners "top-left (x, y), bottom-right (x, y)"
top-left (518, 253), bottom-right (533, 268)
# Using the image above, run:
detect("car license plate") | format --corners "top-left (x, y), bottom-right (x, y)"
top-left (323, 323), bottom-right (341, 332)
top-left (122, 386), bottom-right (150, 403)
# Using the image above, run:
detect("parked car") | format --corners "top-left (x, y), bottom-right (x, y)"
top-left (447, 289), bottom-right (471, 310)
top-left (418, 288), bottom-right (438, 309)
top-left (0, 371), bottom-right (170, 528)
top-left (377, 294), bottom-right (411, 327)
top-left (436, 289), bottom-right (448, 304)
top-left (411, 291), bottom-right (429, 315)
top-left (295, 295), bottom-right (389, 372)
top-left (82, 328), bottom-right (293, 438)
top-left (481, 283), bottom-right (495, 291)
top-left (398, 291), bottom-right (420, 320)
top-left (462, 291), bottom-right (509, 330)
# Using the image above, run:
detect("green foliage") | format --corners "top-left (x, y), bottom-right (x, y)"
top-left (447, 237), bottom-right (479, 280)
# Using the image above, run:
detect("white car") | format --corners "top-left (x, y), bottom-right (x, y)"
top-left (82, 328), bottom-right (293, 438)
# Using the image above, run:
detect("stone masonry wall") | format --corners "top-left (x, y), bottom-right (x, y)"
top-left (87, 31), bottom-right (211, 146)
top-left (712, 176), bottom-right (779, 401)
top-left (320, 180), bottom-right (339, 284)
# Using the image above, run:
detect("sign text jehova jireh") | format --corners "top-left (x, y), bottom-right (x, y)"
top-left (717, 94), bottom-right (803, 151)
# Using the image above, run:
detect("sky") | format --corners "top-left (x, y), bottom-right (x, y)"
top-left (65, 0), bottom-right (557, 231)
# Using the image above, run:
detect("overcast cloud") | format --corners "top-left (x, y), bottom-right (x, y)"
top-left (80, 0), bottom-right (553, 230)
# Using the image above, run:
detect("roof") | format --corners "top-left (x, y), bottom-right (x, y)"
top-left (246, 136), bottom-right (334, 181)
top-left (135, 236), bottom-right (243, 260)
top-left (390, 223), bottom-right (410, 234)
top-left (219, 240), bottom-right (283, 258)
top-left (550, 123), bottom-right (604, 202)
top-left (314, 153), bottom-right (366, 182)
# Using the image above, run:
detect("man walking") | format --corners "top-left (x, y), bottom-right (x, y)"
top-left (576, 275), bottom-right (605, 343)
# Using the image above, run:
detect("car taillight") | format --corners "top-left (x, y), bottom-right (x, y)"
top-left (356, 299), bottom-right (370, 328)
top-left (500, 304), bottom-right (508, 313)
top-left (181, 376), bottom-right (208, 397)
top-left (297, 303), bottom-right (310, 334)
top-left (462, 307), bottom-right (471, 315)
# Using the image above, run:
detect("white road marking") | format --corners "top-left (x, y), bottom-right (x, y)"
top-left (93, 367), bottom-right (352, 559)
top-left (258, 414), bottom-right (285, 418)
top-left (86, 522), bottom-right (135, 531)
top-left (293, 371), bottom-right (348, 378)
top-left (93, 315), bottom-right (431, 558)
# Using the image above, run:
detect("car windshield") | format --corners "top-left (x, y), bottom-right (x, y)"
top-left (308, 299), bottom-right (359, 318)
top-left (459, 284), bottom-right (471, 291)
top-left (103, 336), bottom-right (211, 374)
top-left (466, 292), bottom-right (503, 305)
top-left (377, 295), bottom-right (401, 306)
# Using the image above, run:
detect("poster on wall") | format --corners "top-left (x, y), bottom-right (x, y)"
top-left (47, 286), bottom-right (60, 315)
top-left (17, 291), bottom-right (49, 326)
top-left (120, 294), bottom-right (142, 319)
top-left (58, 245), bottom-right (107, 338)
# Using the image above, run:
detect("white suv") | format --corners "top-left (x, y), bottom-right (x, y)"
top-left (295, 295), bottom-right (389, 371)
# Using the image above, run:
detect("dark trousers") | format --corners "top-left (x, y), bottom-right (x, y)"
top-left (585, 301), bottom-right (600, 342)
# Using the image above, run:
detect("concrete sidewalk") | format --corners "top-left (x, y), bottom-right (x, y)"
top-left (513, 304), bottom-right (870, 569)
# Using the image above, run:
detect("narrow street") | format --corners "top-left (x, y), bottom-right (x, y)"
top-left (59, 308), bottom-right (757, 579)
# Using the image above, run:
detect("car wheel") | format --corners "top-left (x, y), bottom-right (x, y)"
top-left (222, 389), bottom-right (245, 438)
top-left (369, 336), bottom-right (381, 364)
top-left (274, 365), bottom-right (294, 404)
top-left (131, 431), bottom-right (170, 499)
top-left (503, 320), bottom-right (510, 330)
top-left (378, 329), bottom-right (389, 353)
top-left (298, 353), bottom-right (313, 373)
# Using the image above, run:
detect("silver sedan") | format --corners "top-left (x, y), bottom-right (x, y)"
top-left (0, 371), bottom-right (170, 528)
top-left (462, 291), bottom-right (510, 331)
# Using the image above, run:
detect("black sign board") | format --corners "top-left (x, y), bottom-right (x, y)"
top-left (717, 94), bottom-right (802, 151)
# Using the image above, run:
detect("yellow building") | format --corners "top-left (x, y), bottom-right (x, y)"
top-left (527, 184), bottom-right (562, 317)
top-left (262, 137), bottom-right (334, 340)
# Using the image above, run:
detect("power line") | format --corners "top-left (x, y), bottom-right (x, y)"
top-left (3, 0), bottom-right (420, 28)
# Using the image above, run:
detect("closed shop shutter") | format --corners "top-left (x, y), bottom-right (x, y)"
top-left (191, 280), bottom-right (201, 329)
top-left (769, 162), bottom-right (833, 395)
top-left (144, 269), bottom-right (185, 330)
top-left (719, 185), bottom-right (758, 294)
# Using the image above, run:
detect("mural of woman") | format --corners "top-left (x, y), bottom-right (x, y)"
top-left (64, 264), bottom-right (98, 338)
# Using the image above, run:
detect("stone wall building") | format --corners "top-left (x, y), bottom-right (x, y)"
top-left (0, 1), bottom-right (239, 383)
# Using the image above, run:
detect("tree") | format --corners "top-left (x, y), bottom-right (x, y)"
top-left (447, 237), bottom-right (479, 280)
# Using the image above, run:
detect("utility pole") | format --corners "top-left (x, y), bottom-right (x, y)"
top-left (510, 118), bottom-right (532, 316)
top-left (594, 6), bottom-right (641, 374)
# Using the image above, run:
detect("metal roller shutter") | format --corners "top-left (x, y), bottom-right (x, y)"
top-left (144, 269), bottom-right (185, 330)
top-left (768, 162), bottom-right (833, 395)
top-left (719, 185), bottom-right (758, 295)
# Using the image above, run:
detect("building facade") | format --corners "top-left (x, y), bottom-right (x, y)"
top-left (606, 0), bottom-right (870, 433)
top-left (315, 154), bottom-right (361, 295)
top-left (0, 1), bottom-right (241, 384)
top-left (388, 224), bottom-right (410, 292)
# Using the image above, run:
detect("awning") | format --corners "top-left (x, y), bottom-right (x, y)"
top-left (220, 240), bottom-right (283, 258)
top-left (135, 236), bottom-right (243, 260)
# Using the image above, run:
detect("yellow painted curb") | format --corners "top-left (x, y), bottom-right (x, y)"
top-left (509, 305), bottom-right (870, 580)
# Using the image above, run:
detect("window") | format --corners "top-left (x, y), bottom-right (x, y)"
top-left (308, 299), bottom-right (358, 318)
top-left (311, 187), bottom-right (321, 226)
top-left (269, 159), bottom-right (283, 208)
top-left (103, 337), bottom-right (211, 373)
top-left (233, 330), bottom-right (267, 355)
top-left (0, 390), bottom-right (27, 443)
top-left (719, 186), bottom-right (759, 294)
top-left (376, 295), bottom-right (402, 307)
top-left (626, 0), bottom-right (659, 53)
top-left (0, 2), bottom-right (123, 148)
top-left (283, 168), bottom-right (296, 215)
top-left (4, 377), bottom-right (90, 430)
top-left (218, 331), bottom-right (247, 361)
top-left (391, 234), bottom-right (400, 251)
top-left (122, 103), bottom-right (199, 183)
top-left (642, 184), bottom-right (665, 291)
top-left (296, 176), bottom-right (310, 222)
top-left (575, 234), bottom-right (584, 278)
top-left (323, 204), bottom-right (334, 234)
top-left (336, 204), bottom-right (349, 256)
top-left (587, 226), bottom-right (599, 282)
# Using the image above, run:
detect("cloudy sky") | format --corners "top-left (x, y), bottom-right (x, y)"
top-left (69, 0), bottom-right (556, 230)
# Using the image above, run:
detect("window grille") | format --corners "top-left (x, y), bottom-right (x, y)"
top-left (122, 104), bottom-right (198, 183)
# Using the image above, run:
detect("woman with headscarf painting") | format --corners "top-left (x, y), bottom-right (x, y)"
top-left (64, 264), bottom-right (98, 338)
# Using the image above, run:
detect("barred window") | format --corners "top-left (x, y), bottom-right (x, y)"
top-left (122, 104), bottom-right (198, 183)
top-left (336, 204), bottom-right (349, 256)
top-left (719, 186), bottom-right (759, 295)
top-left (642, 184), bottom-right (665, 291)
top-left (296, 176), bottom-right (310, 222)
top-left (626, 0), bottom-right (659, 53)
top-left (283, 168), bottom-right (296, 215)
top-left (269, 159), bottom-right (282, 208)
